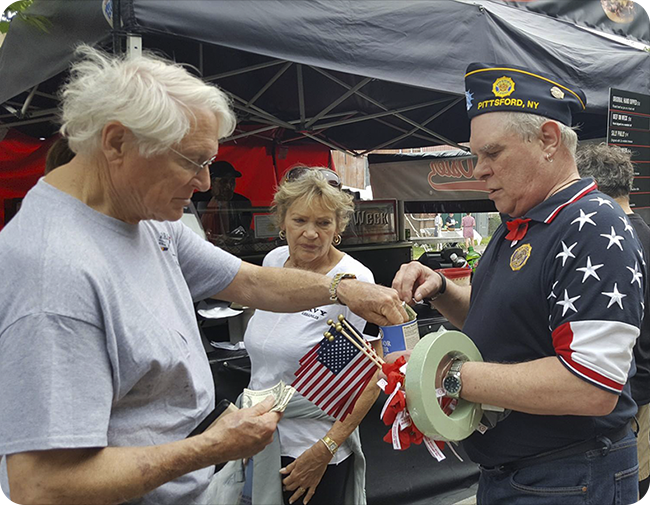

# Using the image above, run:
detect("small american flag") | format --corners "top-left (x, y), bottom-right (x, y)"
top-left (291, 329), bottom-right (378, 421)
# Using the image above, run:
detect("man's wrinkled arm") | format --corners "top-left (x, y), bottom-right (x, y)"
top-left (7, 441), bottom-right (211, 505)
top-left (7, 398), bottom-right (280, 505)
top-left (216, 262), bottom-right (407, 326)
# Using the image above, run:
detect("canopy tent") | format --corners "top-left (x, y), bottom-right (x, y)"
top-left (1, 0), bottom-right (649, 155)
top-left (495, 0), bottom-right (650, 44)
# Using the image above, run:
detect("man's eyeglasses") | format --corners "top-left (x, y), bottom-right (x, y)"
top-left (283, 167), bottom-right (341, 188)
top-left (170, 147), bottom-right (218, 176)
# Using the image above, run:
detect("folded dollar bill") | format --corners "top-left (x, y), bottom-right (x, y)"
top-left (403, 301), bottom-right (418, 322)
top-left (241, 381), bottom-right (296, 412)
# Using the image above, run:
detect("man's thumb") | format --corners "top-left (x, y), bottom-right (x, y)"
top-left (249, 396), bottom-right (275, 414)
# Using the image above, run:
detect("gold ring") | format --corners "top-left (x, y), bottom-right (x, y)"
top-left (299, 487), bottom-right (306, 493)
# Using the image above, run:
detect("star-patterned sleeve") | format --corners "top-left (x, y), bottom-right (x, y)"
top-left (546, 195), bottom-right (645, 394)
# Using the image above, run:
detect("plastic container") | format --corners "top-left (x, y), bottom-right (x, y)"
top-left (438, 267), bottom-right (472, 286)
top-left (449, 253), bottom-right (468, 268)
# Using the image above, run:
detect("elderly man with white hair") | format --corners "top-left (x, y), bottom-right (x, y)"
top-left (0, 46), bottom-right (407, 505)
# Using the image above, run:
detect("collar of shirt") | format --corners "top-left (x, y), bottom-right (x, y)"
top-left (501, 178), bottom-right (597, 228)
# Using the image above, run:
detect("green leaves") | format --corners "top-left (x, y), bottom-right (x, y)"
top-left (1, 0), bottom-right (52, 34)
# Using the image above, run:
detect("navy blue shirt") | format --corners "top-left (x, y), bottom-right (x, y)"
top-left (461, 179), bottom-right (645, 467)
top-left (628, 213), bottom-right (650, 405)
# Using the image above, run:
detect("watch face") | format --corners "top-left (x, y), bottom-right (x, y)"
top-left (443, 376), bottom-right (461, 395)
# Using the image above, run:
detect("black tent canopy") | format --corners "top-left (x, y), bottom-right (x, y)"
top-left (1, 0), bottom-right (649, 153)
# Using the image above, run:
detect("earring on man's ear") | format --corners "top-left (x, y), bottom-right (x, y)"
top-left (279, 230), bottom-right (286, 240)
top-left (333, 234), bottom-right (342, 246)
top-left (546, 153), bottom-right (554, 163)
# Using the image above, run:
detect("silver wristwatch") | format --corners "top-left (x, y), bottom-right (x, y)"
top-left (443, 359), bottom-right (464, 399)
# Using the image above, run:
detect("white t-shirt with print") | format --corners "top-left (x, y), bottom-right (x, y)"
top-left (244, 246), bottom-right (376, 463)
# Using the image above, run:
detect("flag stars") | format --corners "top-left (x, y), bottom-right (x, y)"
top-left (600, 227), bottom-right (624, 251)
top-left (602, 283), bottom-right (627, 310)
top-left (571, 209), bottom-right (597, 231)
top-left (627, 262), bottom-right (643, 288)
top-left (619, 216), bottom-right (634, 236)
top-left (547, 280), bottom-right (559, 300)
top-left (576, 256), bottom-right (604, 283)
top-left (557, 289), bottom-right (580, 317)
top-left (590, 197), bottom-right (614, 208)
top-left (556, 241), bottom-right (578, 267)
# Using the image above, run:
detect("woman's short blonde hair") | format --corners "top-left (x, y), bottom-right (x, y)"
top-left (272, 167), bottom-right (354, 234)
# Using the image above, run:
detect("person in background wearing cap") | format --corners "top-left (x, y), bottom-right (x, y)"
top-left (199, 160), bottom-right (253, 239)
top-left (0, 46), bottom-right (408, 505)
top-left (392, 63), bottom-right (644, 504)
top-left (576, 143), bottom-right (650, 500)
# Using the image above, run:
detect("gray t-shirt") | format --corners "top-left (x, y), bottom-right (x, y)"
top-left (0, 179), bottom-right (241, 504)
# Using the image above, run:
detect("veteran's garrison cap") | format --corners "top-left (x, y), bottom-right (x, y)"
top-left (464, 63), bottom-right (586, 126)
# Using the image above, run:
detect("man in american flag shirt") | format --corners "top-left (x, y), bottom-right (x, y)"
top-left (392, 63), bottom-right (644, 504)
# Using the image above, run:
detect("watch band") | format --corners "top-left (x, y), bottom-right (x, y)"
top-left (423, 270), bottom-right (447, 306)
top-left (320, 435), bottom-right (339, 455)
top-left (329, 273), bottom-right (356, 305)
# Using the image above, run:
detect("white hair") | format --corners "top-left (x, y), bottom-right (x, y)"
top-left (60, 45), bottom-right (237, 157)
top-left (500, 112), bottom-right (579, 156)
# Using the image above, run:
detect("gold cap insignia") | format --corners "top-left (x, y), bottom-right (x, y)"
top-left (550, 86), bottom-right (565, 100)
top-left (510, 243), bottom-right (532, 271)
top-left (492, 76), bottom-right (515, 98)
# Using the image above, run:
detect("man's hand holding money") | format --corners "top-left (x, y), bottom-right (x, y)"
top-left (199, 397), bottom-right (282, 465)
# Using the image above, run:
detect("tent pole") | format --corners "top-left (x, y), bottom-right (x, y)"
top-left (313, 98), bottom-right (454, 131)
top-left (230, 96), bottom-right (296, 130)
top-left (19, 86), bottom-right (38, 119)
top-left (359, 97), bottom-right (465, 154)
top-left (199, 43), bottom-right (204, 77)
top-left (127, 35), bottom-right (142, 58)
top-left (204, 60), bottom-right (286, 82)
top-left (304, 78), bottom-right (372, 129)
top-left (297, 64), bottom-right (306, 129)
top-left (112, 0), bottom-right (122, 55)
top-left (246, 62), bottom-right (293, 107)
top-left (369, 115), bottom-right (447, 145)
top-left (310, 66), bottom-right (466, 150)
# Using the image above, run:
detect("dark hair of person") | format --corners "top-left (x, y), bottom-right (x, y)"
top-left (575, 143), bottom-right (634, 199)
top-left (45, 137), bottom-right (75, 174)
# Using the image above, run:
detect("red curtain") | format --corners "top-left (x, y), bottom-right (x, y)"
top-left (0, 130), bottom-right (335, 228)
top-left (214, 144), bottom-right (277, 207)
top-left (218, 143), bottom-right (334, 207)
top-left (274, 144), bottom-right (334, 185)
top-left (0, 130), bottom-right (55, 230)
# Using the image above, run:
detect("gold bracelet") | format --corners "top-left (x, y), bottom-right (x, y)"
top-left (328, 273), bottom-right (356, 305)
top-left (320, 435), bottom-right (339, 455)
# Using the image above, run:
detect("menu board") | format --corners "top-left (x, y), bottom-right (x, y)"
top-left (608, 89), bottom-right (650, 214)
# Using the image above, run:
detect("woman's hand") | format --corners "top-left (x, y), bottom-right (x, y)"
top-left (279, 441), bottom-right (333, 504)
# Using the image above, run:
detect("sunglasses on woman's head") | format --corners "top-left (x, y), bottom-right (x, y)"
top-left (283, 167), bottom-right (341, 188)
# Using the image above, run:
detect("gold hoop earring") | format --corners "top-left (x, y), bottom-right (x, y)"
top-left (279, 230), bottom-right (286, 240)
top-left (333, 234), bottom-right (341, 246)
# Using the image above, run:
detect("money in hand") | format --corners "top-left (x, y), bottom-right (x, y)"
top-left (242, 381), bottom-right (296, 412)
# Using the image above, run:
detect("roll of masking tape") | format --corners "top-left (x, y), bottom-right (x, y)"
top-left (404, 328), bottom-right (483, 442)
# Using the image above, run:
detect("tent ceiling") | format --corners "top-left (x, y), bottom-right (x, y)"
top-left (1, 0), bottom-right (648, 152)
